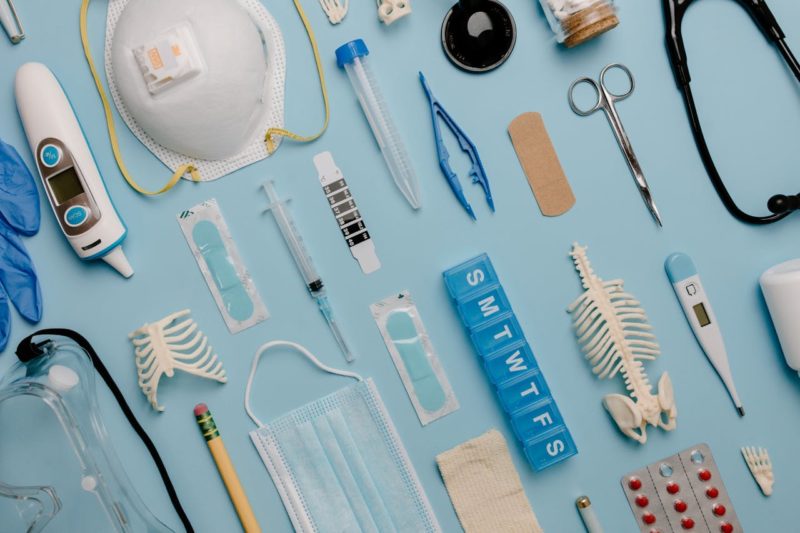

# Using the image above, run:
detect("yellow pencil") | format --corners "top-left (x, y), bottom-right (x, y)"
top-left (194, 403), bottom-right (261, 533)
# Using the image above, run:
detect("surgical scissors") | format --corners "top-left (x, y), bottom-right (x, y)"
top-left (568, 64), bottom-right (662, 226)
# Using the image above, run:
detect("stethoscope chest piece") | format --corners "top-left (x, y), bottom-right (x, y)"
top-left (441, 0), bottom-right (516, 73)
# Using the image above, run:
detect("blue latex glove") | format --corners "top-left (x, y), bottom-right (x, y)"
top-left (0, 222), bottom-right (42, 351)
top-left (0, 137), bottom-right (40, 236)
top-left (0, 286), bottom-right (9, 352)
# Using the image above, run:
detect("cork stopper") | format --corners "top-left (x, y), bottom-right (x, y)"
top-left (562, 2), bottom-right (619, 48)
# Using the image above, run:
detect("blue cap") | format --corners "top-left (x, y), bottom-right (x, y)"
top-left (335, 39), bottom-right (369, 68)
top-left (665, 252), bottom-right (697, 283)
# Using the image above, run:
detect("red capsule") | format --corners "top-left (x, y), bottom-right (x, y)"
top-left (643, 512), bottom-right (656, 525)
top-left (720, 523), bottom-right (734, 533)
top-left (635, 495), bottom-right (649, 507)
top-left (681, 517), bottom-right (695, 529)
top-left (713, 504), bottom-right (726, 517)
top-left (667, 482), bottom-right (680, 494)
top-left (629, 477), bottom-right (643, 490)
top-left (698, 469), bottom-right (712, 481)
top-left (674, 500), bottom-right (688, 513)
top-left (706, 487), bottom-right (719, 499)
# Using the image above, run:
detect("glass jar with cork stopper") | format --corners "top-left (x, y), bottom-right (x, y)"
top-left (539, 0), bottom-right (619, 48)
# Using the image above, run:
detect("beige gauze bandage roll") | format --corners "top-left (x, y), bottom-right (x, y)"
top-left (436, 429), bottom-right (544, 533)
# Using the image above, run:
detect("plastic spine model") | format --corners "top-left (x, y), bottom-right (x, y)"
top-left (567, 243), bottom-right (676, 443)
top-left (129, 309), bottom-right (227, 411)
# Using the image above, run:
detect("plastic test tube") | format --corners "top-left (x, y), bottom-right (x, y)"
top-left (335, 39), bottom-right (421, 210)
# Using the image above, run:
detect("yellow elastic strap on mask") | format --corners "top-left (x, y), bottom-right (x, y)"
top-left (264, 0), bottom-right (330, 153)
top-left (80, 0), bottom-right (200, 195)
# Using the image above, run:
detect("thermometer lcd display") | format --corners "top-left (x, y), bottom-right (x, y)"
top-left (48, 167), bottom-right (85, 205)
top-left (693, 303), bottom-right (711, 327)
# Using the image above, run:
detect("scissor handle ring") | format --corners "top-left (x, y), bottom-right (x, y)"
top-left (600, 63), bottom-right (635, 100)
top-left (568, 77), bottom-right (603, 116)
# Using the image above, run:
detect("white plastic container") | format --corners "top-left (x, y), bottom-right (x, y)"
top-left (760, 258), bottom-right (800, 375)
top-left (539, 0), bottom-right (618, 48)
top-left (335, 39), bottom-right (421, 210)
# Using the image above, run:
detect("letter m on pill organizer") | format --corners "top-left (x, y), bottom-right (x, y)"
top-left (468, 267), bottom-right (527, 373)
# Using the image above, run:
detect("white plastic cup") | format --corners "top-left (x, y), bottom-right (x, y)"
top-left (760, 258), bottom-right (800, 375)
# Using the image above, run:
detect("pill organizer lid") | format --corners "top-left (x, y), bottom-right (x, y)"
top-left (336, 39), bottom-right (369, 68)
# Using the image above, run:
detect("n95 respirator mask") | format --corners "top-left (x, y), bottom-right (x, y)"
top-left (104, 0), bottom-right (286, 182)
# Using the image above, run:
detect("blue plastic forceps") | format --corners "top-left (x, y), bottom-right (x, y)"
top-left (568, 63), bottom-right (663, 226)
top-left (419, 72), bottom-right (493, 220)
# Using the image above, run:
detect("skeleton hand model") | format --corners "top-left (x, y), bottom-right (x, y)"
top-left (567, 243), bottom-right (677, 444)
top-left (742, 446), bottom-right (774, 496)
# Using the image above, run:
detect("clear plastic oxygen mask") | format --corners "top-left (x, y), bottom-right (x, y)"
top-left (335, 39), bottom-right (421, 210)
top-left (262, 181), bottom-right (354, 363)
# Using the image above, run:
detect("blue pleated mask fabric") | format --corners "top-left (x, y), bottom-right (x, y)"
top-left (245, 342), bottom-right (441, 533)
top-left (0, 137), bottom-right (40, 236)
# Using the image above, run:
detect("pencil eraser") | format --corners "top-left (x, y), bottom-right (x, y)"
top-left (194, 403), bottom-right (209, 416)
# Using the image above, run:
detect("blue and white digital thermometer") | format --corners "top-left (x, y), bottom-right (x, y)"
top-left (665, 253), bottom-right (743, 416)
top-left (15, 63), bottom-right (132, 278)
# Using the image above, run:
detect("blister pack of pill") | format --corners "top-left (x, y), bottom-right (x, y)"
top-left (621, 443), bottom-right (740, 533)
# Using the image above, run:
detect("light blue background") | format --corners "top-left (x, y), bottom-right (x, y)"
top-left (1, 0), bottom-right (799, 531)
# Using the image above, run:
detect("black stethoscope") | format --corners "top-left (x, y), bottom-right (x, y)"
top-left (665, 0), bottom-right (800, 224)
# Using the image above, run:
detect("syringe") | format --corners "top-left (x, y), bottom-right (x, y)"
top-left (262, 180), bottom-right (354, 363)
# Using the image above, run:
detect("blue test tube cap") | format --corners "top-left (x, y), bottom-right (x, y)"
top-left (336, 39), bottom-right (369, 68)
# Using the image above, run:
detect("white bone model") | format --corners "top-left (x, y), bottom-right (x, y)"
top-left (742, 446), bottom-right (773, 496)
top-left (567, 243), bottom-right (677, 444)
top-left (319, 0), bottom-right (347, 24)
top-left (377, 0), bottom-right (411, 24)
top-left (129, 310), bottom-right (227, 411)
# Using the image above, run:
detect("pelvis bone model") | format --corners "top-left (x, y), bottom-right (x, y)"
top-left (567, 243), bottom-right (676, 444)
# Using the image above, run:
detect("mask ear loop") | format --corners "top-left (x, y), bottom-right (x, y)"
top-left (264, 0), bottom-right (331, 153)
top-left (79, 0), bottom-right (201, 196)
top-left (244, 340), bottom-right (362, 428)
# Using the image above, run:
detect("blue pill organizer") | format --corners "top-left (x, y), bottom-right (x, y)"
top-left (443, 253), bottom-right (577, 471)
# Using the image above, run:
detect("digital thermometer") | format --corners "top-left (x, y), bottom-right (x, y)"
top-left (665, 252), bottom-right (743, 416)
top-left (15, 63), bottom-right (133, 278)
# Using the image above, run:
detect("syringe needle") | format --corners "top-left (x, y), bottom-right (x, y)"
top-left (316, 293), bottom-right (354, 363)
top-left (263, 180), bottom-right (355, 363)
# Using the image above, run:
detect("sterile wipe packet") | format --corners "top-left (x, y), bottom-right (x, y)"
top-left (178, 198), bottom-right (268, 333)
top-left (371, 291), bottom-right (459, 425)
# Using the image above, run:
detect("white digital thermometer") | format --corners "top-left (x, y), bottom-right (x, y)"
top-left (15, 63), bottom-right (133, 278)
top-left (665, 253), bottom-right (743, 416)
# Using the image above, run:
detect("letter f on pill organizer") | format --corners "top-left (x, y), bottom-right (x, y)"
top-left (665, 253), bottom-right (744, 416)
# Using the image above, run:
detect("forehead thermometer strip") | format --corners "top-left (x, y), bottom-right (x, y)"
top-left (665, 253), bottom-right (743, 416)
top-left (314, 152), bottom-right (380, 274)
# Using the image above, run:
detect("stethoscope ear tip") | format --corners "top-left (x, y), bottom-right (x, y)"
top-left (768, 194), bottom-right (800, 214)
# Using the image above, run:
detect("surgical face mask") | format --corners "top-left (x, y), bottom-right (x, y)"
top-left (106, 0), bottom-right (285, 181)
top-left (244, 341), bottom-right (442, 533)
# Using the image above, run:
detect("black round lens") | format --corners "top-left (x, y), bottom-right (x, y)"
top-left (441, 0), bottom-right (516, 73)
